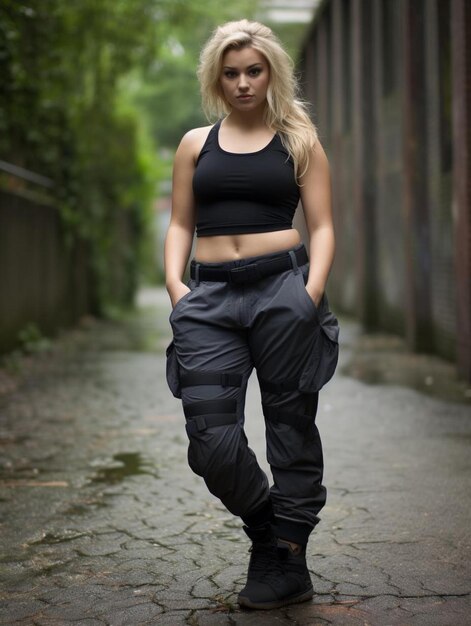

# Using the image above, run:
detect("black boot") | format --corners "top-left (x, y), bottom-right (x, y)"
top-left (237, 525), bottom-right (314, 610)
top-left (277, 539), bottom-right (313, 598)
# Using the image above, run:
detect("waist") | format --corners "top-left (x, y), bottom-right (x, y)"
top-left (190, 243), bottom-right (308, 284)
top-left (194, 229), bottom-right (302, 263)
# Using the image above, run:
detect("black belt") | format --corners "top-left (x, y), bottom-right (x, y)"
top-left (190, 246), bottom-right (308, 284)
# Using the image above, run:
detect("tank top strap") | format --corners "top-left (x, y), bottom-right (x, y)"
top-left (196, 120), bottom-right (221, 165)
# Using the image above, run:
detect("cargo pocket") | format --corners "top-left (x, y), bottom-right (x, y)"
top-left (298, 293), bottom-right (339, 393)
top-left (165, 339), bottom-right (181, 398)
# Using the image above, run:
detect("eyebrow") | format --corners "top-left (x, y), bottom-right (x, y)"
top-left (223, 63), bottom-right (263, 70)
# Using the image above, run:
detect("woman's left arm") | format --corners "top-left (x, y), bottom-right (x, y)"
top-left (299, 140), bottom-right (335, 307)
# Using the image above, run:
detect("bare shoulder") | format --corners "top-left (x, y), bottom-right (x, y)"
top-left (177, 125), bottom-right (214, 163)
top-left (183, 125), bottom-right (214, 143)
top-left (311, 138), bottom-right (330, 167)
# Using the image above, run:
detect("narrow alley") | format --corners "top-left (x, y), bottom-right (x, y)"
top-left (1, 289), bottom-right (469, 626)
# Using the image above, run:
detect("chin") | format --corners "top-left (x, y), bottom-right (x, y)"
top-left (233, 100), bottom-right (260, 111)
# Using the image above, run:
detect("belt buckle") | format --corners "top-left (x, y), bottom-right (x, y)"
top-left (229, 263), bottom-right (260, 284)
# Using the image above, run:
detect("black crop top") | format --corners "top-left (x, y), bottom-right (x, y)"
top-left (192, 120), bottom-right (300, 237)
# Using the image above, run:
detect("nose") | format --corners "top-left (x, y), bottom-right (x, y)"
top-left (238, 73), bottom-right (249, 90)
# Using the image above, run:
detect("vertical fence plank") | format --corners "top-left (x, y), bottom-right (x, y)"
top-left (452, 0), bottom-right (471, 380)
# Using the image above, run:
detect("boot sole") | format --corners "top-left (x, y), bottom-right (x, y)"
top-left (237, 586), bottom-right (314, 610)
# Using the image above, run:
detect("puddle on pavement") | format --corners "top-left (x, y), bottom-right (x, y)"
top-left (89, 452), bottom-right (159, 484)
top-left (342, 332), bottom-right (471, 405)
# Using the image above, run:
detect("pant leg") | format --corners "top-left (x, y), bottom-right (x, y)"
top-left (248, 262), bottom-right (327, 545)
top-left (168, 279), bottom-right (270, 520)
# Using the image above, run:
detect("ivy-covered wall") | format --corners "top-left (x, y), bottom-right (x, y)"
top-left (0, 1), bottom-right (160, 351)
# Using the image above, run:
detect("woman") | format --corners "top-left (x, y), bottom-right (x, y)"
top-left (164, 19), bottom-right (339, 610)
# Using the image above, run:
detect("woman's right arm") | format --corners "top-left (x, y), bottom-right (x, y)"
top-left (164, 130), bottom-right (199, 308)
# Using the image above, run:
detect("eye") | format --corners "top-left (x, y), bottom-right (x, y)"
top-left (223, 70), bottom-right (237, 79)
top-left (249, 67), bottom-right (262, 76)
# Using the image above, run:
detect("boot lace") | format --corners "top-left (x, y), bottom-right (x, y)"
top-left (248, 540), bottom-right (284, 584)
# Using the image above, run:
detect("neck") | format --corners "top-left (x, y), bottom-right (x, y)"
top-left (225, 106), bottom-right (267, 130)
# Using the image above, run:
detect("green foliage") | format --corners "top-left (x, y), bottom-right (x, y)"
top-left (0, 0), bottom-right (262, 314)
top-left (0, 0), bottom-right (161, 312)
top-left (1, 323), bottom-right (52, 376)
top-left (17, 323), bottom-right (52, 355)
top-left (265, 21), bottom-right (309, 65)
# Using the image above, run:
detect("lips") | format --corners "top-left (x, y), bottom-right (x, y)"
top-left (237, 95), bottom-right (253, 99)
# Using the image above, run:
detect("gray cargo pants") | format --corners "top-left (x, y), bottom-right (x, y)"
top-left (166, 244), bottom-right (339, 545)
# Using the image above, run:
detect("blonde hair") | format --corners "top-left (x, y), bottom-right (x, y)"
top-left (197, 19), bottom-right (318, 180)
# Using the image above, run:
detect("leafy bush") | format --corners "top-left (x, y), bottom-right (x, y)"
top-left (0, 1), bottom-right (159, 313)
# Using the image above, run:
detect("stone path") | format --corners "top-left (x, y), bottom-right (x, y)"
top-left (1, 288), bottom-right (470, 625)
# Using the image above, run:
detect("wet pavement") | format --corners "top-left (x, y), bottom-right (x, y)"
top-left (1, 287), bottom-right (470, 626)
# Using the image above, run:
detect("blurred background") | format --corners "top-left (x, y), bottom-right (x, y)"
top-left (1, 0), bottom-right (470, 385)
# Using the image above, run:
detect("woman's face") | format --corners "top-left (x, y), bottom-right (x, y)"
top-left (219, 46), bottom-right (270, 112)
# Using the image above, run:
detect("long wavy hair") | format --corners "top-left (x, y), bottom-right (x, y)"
top-left (197, 19), bottom-right (318, 180)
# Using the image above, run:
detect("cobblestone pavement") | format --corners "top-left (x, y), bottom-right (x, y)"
top-left (1, 288), bottom-right (470, 626)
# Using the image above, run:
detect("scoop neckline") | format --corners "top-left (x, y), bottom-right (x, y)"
top-left (215, 120), bottom-right (277, 156)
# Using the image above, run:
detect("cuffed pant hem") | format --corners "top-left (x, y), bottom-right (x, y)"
top-left (273, 517), bottom-right (317, 546)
